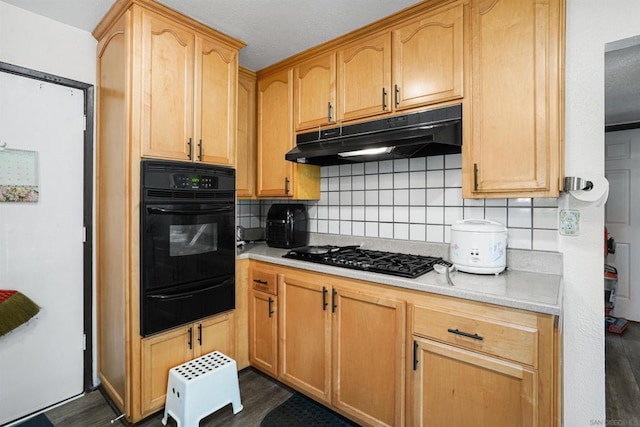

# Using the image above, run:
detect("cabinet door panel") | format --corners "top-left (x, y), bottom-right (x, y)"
top-left (279, 275), bottom-right (331, 403)
top-left (196, 312), bottom-right (234, 358)
top-left (140, 11), bottom-right (194, 160)
top-left (393, 3), bottom-right (464, 110)
top-left (332, 287), bottom-right (405, 427)
top-left (294, 53), bottom-right (336, 130)
top-left (249, 290), bottom-right (278, 376)
top-left (414, 338), bottom-right (536, 427)
top-left (196, 36), bottom-right (237, 166)
top-left (237, 68), bottom-right (256, 198)
top-left (338, 32), bottom-right (392, 121)
top-left (141, 327), bottom-right (192, 415)
top-left (257, 70), bottom-right (294, 197)
top-left (467, 0), bottom-right (563, 196)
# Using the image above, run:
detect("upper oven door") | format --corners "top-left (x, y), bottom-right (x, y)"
top-left (142, 201), bottom-right (235, 291)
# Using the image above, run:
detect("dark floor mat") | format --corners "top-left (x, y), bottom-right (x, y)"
top-left (13, 414), bottom-right (54, 427)
top-left (260, 393), bottom-right (359, 427)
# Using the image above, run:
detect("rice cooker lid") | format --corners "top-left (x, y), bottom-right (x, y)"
top-left (451, 219), bottom-right (507, 233)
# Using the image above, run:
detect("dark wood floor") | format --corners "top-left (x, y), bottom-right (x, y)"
top-left (605, 320), bottom-right (640, 425)
top-left (43, 368), bottom-right (292, 427)
top-left (25, 327), bottom-right (640, 426)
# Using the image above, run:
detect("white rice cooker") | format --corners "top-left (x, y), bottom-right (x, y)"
top-left (450, 219), bottom-right (508, 275)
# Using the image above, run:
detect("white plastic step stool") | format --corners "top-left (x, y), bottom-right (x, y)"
top-left (162, 351), bottom-right (243, 427)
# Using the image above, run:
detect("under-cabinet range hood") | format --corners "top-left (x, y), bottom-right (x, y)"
top-left (285, 104), bottom-right (462, 166)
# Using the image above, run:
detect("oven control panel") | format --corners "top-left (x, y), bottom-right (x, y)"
top-left (172, 173), bottom-right (217, 189)
top-left (142, 160), bottom-right (234, 194)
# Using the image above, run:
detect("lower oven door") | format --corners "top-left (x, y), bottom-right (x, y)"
top-left (141, 201), bottom-right (235, 336)
top-left (142, 276), bottom-right (234, 337)
top-left (142, 202), bottom-right (235, 291)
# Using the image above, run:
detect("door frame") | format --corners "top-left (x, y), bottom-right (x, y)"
top-left (0, 61), bottom-right (94, 392)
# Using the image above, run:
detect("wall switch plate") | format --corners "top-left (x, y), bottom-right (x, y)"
top-left (559, 209), bottom-right (580, 236)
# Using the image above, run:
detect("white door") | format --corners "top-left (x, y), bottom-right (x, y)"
top-left (605, 129), bottom-right (640, 322)
top-left (0, 72), bottom-right (85, 423)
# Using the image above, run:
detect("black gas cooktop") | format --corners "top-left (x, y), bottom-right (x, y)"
top-left (283, 245), bottom-right (447, 279)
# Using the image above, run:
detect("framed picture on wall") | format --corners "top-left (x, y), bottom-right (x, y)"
top-left (0, 147), bottom-right (39, 203)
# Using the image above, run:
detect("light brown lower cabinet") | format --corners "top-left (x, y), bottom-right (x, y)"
top-left (278, 267), bottom-right (406, 427)
top-left (248, 262), bottom-right (279, 376)
top-left (331, 286), bottom-right (406, 426)
top-left (247, 261), bottom-right (559, 427)
top-left (409, 294), bottom-right (557, 427)
top-left (140, 312), bottom-right (235, 417)
top-left (279, 273), bottom-right (332, 402)
top-left (412, 338), bottom-right (536, 426)
top-left (249, 290), bottom-right (278, 376)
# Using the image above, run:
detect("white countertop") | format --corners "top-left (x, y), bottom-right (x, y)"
top-left (237, 243), bottom-right (562, 316)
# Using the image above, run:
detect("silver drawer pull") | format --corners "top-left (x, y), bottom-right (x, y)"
top-left (447, 328), bottom-right (483, 341)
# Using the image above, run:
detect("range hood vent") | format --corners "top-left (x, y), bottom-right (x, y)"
top-left (286, 104), bottom-right (462, 166)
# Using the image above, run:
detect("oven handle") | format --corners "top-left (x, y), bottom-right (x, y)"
top-left (147, 278), bottom-right (234, 301)
top-left (146, 206), bottom-right (233, 215)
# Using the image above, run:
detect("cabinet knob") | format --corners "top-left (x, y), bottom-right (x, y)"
top-left (198, 139), bottom-right (203, 161)
top-left (284, 177), bottom-right (290, 195)
top-left (187, 138), bottom-right (193, 160)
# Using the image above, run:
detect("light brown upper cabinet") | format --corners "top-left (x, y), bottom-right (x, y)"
top-left (195, 35), bottom-right (237, 166)
top-left (139, 10), bottom-right (194, 161)
top-left (140, 8), bottom-right (238, 166)
top-left (295, 2), bottom-right (464, 129)
top-left (464, 0), bottom-right (564, 198)
top-left (293, 53), bottom-right (337, 131)
top-left (257, 69), bottom-right (295, 197)
top-left (257, 68), bottom-right (320, 199)
top-left (337, 32), bottom-right (392, 122)
top-left (392, 2), bottom-right (464, 111)
top-left (236, 67), bottom-right (257, 198)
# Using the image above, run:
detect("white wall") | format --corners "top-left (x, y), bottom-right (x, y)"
top-left (562, 1), bottom-right (640, 425)
top-left (0, 0), bottom-right (99, 389)
top-left (0, 1), bottom-right (96, 84)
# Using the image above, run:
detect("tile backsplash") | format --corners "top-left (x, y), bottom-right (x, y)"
top-left (237, 154), bottom-right (559, 251)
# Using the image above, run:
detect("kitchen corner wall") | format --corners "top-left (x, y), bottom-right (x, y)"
top-left (238, 153), bottom-right (559, 251)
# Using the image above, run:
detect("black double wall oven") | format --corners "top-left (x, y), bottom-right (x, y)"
top-left (140, 160), bottom-right (235, 337)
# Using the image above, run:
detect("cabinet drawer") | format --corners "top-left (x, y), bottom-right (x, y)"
top-left (250, 268), bottom-right (277, 294)
top-left (413, 305), bottom-right (538, 366)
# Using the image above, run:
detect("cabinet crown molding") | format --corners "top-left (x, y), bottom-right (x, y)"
top-left (93, 0), bottom-right (246, 50)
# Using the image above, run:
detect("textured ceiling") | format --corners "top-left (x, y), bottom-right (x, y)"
top-left (1, 0), bottom-right (420, 71)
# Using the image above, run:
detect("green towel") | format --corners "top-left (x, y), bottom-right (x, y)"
top-left (0, 290), bottom-right (40, 337)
